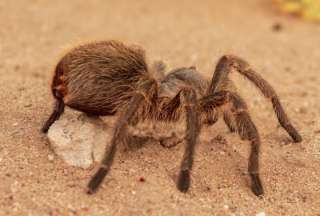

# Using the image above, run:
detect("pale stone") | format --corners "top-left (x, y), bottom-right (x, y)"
top-left (47, 114), bottom-right (109, 168)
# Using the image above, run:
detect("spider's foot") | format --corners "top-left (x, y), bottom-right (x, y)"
top-left (250, 174), bottom-right (264, 197)
top-left (287, 124), bottom-right (302, 143)
top-left (41, 125), bottom-right (49, 133)
top-left (87, 168), bottom-right (108, 195)
top-left (177, 170), bottom-right (190, 193)
top-left (41, 120), bottom-right (52, 133)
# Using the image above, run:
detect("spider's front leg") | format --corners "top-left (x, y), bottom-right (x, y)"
top-left (208, 55), bottom-right (302, 143)
top-left (201, 91), bottom-right (264, 197)
top-left (160, 87), bottom-right (215, 192)
top-left (175, 88), bottom-right (201, 192)
top-left (170, 90), bottom-right (228, 193)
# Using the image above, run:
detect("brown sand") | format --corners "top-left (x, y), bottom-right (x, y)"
top-left (1, 0), bottom-right (320, 215)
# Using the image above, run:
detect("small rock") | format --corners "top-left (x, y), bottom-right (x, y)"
top-left (63, 169), bottom-right (68, 175)
top-left (314, 130), bottom-right (320, 134)
top-left (256, 212), bottom-right (266, 216)
top-left (81, 207), bottom-right (89, 212)
top-left (219, 151), bottom-right (226, 155)
top-left (47, 113), bottom-right (110, 168)
top-left (295, 105), bottom-right (307, 114)
top-left (272, 22), bottom-right (283, 32)
top-left (14, 64), bottom-right (20, 71)
top-left (48, 154), bottom-right (55, 161)
top-left (139, 177), bottom-right (145, 182)
top-left (9, 195), bottom-right (15, 201)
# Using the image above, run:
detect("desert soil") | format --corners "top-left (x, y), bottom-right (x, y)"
top-left (1, 0), bottom-right (320, 215)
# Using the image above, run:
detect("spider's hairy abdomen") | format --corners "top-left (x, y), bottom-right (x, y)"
top-left (52, 40), bottom-right (149, 115)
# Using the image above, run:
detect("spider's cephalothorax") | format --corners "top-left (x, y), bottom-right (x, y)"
top-left (42, 40), bottom-right (302, 197)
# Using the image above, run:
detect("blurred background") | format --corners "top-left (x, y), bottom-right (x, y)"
top-left (1, 0), bottom-right (320, 215)
top-left (276, 0), bottom-right (320, 21)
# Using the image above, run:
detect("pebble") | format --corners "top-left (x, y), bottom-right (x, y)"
top-left (48, 154), bottom-right (55, 161)
top-left (272, 22), bottom-right (283, 32)
top-left (256, 212), bottom-right (266, 216)
top-left (63, 169), bottom-right (68, 175)
top-left (47, 113), bottom-right (109, 168)
top-left (139, 177), bottom-right (145, 182)
top-left (296, 107), bottom-right (307, 114)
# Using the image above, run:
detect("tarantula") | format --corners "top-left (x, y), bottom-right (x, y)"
top-left (42, 40), bottom-right (302, 197)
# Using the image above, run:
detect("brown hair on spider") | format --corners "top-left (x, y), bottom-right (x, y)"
top-left (42, 40), bottom-right (302, 197)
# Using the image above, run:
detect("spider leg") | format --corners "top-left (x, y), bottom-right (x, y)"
top-left (206, 59), bottom-right (238, 132)
top-left (87, 79), bottom-right (157, 194)
top-left (208, 55), bottom-right (302, 143)
top-left (223, 109), bottom-right (237, 133)
top-left (172, 90), bottom-right (229, 192)
top-left (158, 88), bottom-right (202, 192)
top-left (42, 61), bottom-right (67, 133)
top-left (177, 88), bottom-right (201, 192)
top-left (41, 97), bottom-right (65, 133)
top-left (229, 92), bottom-right (264, 196)
top-left (200, 91), bottom-right (264, 196)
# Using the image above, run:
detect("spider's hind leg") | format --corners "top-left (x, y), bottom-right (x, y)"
top-left (42, 61), bottom-right (66, 133)
top-left (41, 97), bottom-right (65, 133)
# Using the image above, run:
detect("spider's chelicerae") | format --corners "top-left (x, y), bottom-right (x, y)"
top-left (42, 40), bottom-right (302, 197)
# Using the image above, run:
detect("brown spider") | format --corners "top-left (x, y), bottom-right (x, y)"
top-left (41, 40), bottom-right (302, 197)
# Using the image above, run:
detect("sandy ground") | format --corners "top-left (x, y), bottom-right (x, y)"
top-left (1, 0), bottom-right (320, 215)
